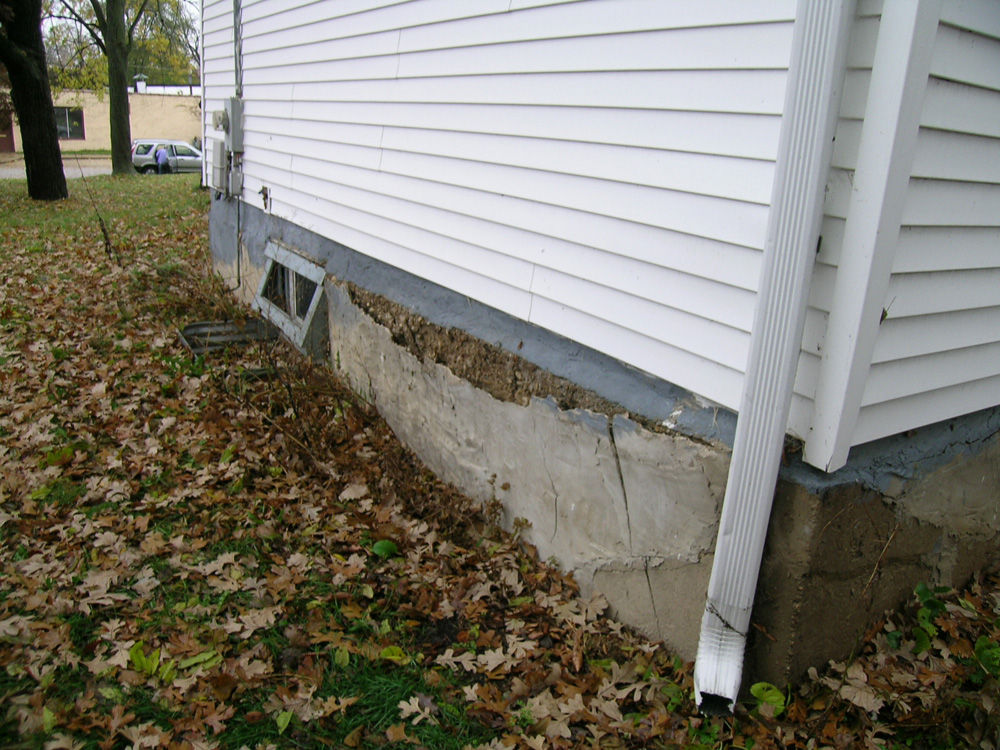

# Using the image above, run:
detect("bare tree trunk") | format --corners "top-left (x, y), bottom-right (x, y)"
top-left (0, 0), bottom-right (69, 200)
top-left (10, 67), bottom-right (69, 199)
top-left (103, 0), bottom-right (133, 175)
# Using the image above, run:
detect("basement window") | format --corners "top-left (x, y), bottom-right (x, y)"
top-left (262, 259), bottom-right (320, 321)
top-left (253, 242), bottom-right (328, 357)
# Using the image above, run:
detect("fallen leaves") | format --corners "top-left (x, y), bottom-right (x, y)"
top-left (2, 177), bottom-right (692, 749)
top-left (385, 722), bottom-right (417, 743)
top-left (2, 176), bottom-right (998, 750)
top-left (823, 662), bottom-right (886, 714)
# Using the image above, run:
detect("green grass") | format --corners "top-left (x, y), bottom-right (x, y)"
top-left (29, 478), bottom-right (88, 507)
top-left (210, 657), bottom-right (494, 750)
top-left (0, 172), bottom-right (205, 235)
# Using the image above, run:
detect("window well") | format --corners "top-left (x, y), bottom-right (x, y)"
top-left (253, 242), bottom-right (329, 359)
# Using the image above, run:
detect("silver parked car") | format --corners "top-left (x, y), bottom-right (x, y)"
top-left (131, 139), bottom-right (203, 174)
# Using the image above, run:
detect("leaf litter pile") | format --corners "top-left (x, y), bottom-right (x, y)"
top-left (1, 175), bottom-right (998, 750)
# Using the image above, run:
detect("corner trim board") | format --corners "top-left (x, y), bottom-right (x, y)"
top-left (804, 0), bottom-right (943, 471)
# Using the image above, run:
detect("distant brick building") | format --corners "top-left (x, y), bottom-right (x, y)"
top-left (8, 89), bottom-right (201, 152)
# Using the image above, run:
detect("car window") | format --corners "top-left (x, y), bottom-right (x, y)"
top-left (174, 145), bottom-right (196, 157)
top-left (136, 144), bottom-right (153, 155)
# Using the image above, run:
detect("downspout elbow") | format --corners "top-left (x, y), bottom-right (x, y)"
top-left (694, 603), bottom-right (751, 714)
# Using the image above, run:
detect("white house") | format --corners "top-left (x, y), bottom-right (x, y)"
top-left (201, 0), bottom-right (999, 707)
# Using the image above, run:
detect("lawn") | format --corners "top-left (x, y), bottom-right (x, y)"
top-left (0, 174), bottom-right (997, 750)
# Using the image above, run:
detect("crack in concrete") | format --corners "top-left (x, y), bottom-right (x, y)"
top-left (537, 424), bottom-right (559, 544)
top-left (608, 420), bottom-right (633, 552)
top-left (643, 558), bottom-right (661, 634)
top-left (551, 492), bottom-right (558, 544)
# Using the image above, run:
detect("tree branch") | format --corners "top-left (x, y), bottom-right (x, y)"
top-left (54, 2), bottom-right (106, 53)
top-left (87, 0), bottom-right (106, 33)
top-left (127, 0), bottom-right (150, 46)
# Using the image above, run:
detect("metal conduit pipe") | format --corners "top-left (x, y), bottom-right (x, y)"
top-left (231, 0), bottom-right (244, 291)
top-left (693, 0), bottom-right (857, 713)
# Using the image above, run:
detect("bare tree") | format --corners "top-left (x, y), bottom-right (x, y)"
top-left (0, 2), bottom-right (68, 200)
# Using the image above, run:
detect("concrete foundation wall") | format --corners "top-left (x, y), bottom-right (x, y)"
top-left (753, 435), bottom-right (1000, 685)
top-left (210, 196), bottom-right (999, 682)
top-left (326, 280), bottom-right (727, 658)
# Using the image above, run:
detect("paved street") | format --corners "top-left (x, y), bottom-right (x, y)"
top-left (0, 155), bottom-right (114, 180)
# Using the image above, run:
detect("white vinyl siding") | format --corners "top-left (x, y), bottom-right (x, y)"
top-left (205, 0), bottom-right (997, 462)
top-left (203, 0), bottom-right (236, 122)
top-left (800, 1), bottom-right (1000, 451)
top-left (855, 8), bottom-right (1000, 445)
top-left (206, 0), bottom-right (797, 413)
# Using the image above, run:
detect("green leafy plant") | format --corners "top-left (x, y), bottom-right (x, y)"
top-left (974, 635), bottom-right (1000, 678)
top-left (128, 641), bottom-right (176, 683)
top-left (371, 539), bottom-right (398, 558)
top-left (750, 682), bottom-right (787, 718)
top-left (912, 582), bottom-right (950, 654)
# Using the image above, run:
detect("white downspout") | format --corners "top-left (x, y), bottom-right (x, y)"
top-left (693, 0), bottom-right (856, 713)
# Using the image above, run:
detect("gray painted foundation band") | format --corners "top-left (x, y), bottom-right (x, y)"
top-left (783, 407), bottom-right (1000, 494)
top-left (211, 194), bottom-right (738, 444)
top-left (211, 195), bottom-right (1000, 495)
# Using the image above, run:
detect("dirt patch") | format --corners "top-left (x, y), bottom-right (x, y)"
top-left (347, 283), bottom-right (665, 432)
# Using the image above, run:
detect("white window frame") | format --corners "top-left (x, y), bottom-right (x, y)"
top-left (253, 241), bottom-right (326, 352)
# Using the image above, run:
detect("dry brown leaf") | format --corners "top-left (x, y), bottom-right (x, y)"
top-left (343, 725), bottom-right (364, 747)
top-left (385, 723), bottom-right (415, 744)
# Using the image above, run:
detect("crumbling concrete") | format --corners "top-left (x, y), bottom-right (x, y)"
top-left (324, 273), bottom-right (999, 678)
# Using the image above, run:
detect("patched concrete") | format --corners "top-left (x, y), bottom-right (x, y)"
top-left (326, 279), bottom-right (725, 657)
top-left (749, 434), bottom-right (1000, 687)
top-left (612, 415), bottom-right (726, 563)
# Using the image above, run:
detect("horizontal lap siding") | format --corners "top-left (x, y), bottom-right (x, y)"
top-left (792, 2), bottom-right (1000, 447)
top-left (853, 9), bottom-right (1000, 445)
top-left (203, 0), bottom-right (235, 118)
top-left (214, 0), bottom-right (798, 412)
